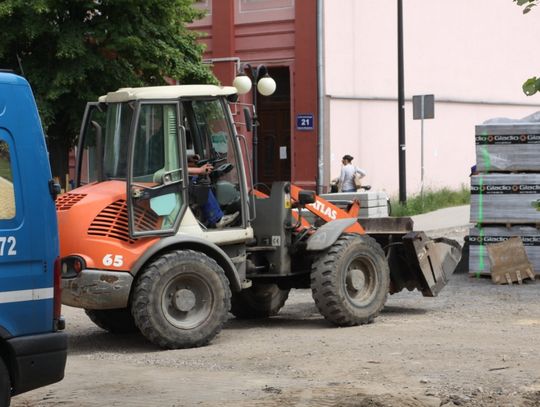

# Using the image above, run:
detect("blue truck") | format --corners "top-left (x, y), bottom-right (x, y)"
top-left (0, 72), bottom-right (67, 406)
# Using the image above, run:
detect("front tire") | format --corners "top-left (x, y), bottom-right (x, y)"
top-left (132, 250), bottom-right (231, 349)
top-left (85, 308), bottom-right (138, 334)
top-left (0, 357), bottom-right (11, 407)
top-left (311, 234), bottom-right (390, 326)
top-left (231, 283), bottom-right (290, 319)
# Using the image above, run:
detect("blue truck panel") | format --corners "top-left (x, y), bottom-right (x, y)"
top-left (0, 72), bottom-right (66, 404)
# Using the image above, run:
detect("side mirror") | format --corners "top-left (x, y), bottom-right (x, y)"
top-left (298, 190), bottom-right (316, 206)
top-left (48, 179), bottom-right (62, 201)
top-left (243, 107), bottom-right (253, 132)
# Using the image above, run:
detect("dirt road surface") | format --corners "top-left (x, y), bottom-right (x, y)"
top-left (13, 227), bottom-right (540, 407)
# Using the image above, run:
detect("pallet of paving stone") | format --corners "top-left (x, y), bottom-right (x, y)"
top-left (320, 191), bottom-right (388, 207)
top-left (470, 174), bottom-right (540, 224)
top-left (468, 226), bottom-right (540, 275)
top-left (476, 123), bottom-right (540, 172)
top-left (300, 191), bottom-right (390, 224)
top-left (320, 191), bottom-right (389, 218)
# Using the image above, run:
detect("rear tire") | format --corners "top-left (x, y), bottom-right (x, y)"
top-left (311, 234), bottom-right (390, 326)
top-left (0, 358), bottom-right (11, 407)
top-left (231, 283), bottom-right (290, 319)
top-left (85, 308), bottom-right (138, 334)
top-left (132, 250), bottom-right (231, 349)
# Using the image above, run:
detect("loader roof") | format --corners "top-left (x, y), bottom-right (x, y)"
top-left (99, 85), bottom-right (238, 103)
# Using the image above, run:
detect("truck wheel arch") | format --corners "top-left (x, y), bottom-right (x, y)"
top-left (130, 236), bottom-right (242, 293)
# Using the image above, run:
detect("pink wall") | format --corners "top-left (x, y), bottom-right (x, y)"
top-left (328, 100), bottom-right (538, 195)
top-left (324, 0), bottom-right (540, 197)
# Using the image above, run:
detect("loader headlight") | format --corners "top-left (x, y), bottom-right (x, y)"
top-left (61, 256), bottom-right (86, 278)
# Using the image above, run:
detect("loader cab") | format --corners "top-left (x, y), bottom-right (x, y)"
top-left (76, 86), bottom-right (248, 238)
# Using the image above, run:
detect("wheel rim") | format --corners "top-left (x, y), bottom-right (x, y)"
top-left (161, 273), bottom-right (214, 330)
top-left (343, 255), bottom-right (378, 307)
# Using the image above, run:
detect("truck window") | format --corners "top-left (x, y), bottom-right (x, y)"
top-left (0, 140), bottom-right (16, 220)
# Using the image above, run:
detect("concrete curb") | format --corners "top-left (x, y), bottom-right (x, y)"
top-left (411, 205), bottom-right (471, 232)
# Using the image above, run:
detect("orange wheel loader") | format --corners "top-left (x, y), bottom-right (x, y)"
top-left (57, 85), bottom-right (461, 349)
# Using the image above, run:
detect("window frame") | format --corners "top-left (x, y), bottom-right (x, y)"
top-left (0, 135), bottom-right (20, 227)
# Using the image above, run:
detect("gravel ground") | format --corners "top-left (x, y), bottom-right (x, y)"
top-left (12, 227), bottom-right (540, 407)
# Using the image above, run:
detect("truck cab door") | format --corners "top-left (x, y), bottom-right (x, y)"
top-left (127, 102), bottom-right (188, 238)
top-left (0, 132), bottom-right (55, 335)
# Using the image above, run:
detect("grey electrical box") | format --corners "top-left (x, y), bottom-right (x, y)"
top-left (413, 94), bottom-right (435, 120)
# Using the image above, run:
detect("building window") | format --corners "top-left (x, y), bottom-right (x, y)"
top-left (239, 0), bottom-right (294, 12)
top-left (0, 140), bottom-right (16, 220)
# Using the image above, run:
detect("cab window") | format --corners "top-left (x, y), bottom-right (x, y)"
top-left (79, 104), bottom-right (107, 185)
top-left (0, 140), bottom-right (16, 220)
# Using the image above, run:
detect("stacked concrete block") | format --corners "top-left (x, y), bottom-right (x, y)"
top-left (301, 191), bottom-right (389, 225)
top-left (476, 124), bottom-right (540, 172)
top-left (469, 115), bottom-right (540, 276)
top-left (470, 174), bottom-right (540, 224)
top-left (320, 191), bottom-right (389, 218)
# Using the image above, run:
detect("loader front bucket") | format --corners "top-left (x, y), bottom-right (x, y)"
top-left (359, 218), bottom-right (462, 297)
top-left (396, 232), bottom-right (462, 296)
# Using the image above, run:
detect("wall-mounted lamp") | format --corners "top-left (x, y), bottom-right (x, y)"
top-left (233, 65), bottom-right (277, 97)
top-left (256, 74), bottom-right (276, 96)
top-left (232, 72), bottom-right (252, 95)
top-left (232, 64), bottom-right (276, 185)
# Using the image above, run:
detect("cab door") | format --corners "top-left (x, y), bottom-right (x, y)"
top-left (127, 102), bottom-right (188, 237)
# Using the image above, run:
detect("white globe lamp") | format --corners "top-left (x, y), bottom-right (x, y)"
top-left (232, 74), bottom-right (252, 95)
top-left (257, 75), bottom-right (276, 96)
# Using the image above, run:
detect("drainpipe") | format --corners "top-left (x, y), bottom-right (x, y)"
top-left (316, 0), bottom-right (325, 194)
top-left (202, 57), bottom-right (242, 75)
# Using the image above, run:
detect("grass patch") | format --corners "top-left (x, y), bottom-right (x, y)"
top-left (390, 185), bottom-right (470, 217)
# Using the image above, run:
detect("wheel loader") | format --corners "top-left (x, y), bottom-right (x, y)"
top-left (57, 84), bottom-right (461, 349)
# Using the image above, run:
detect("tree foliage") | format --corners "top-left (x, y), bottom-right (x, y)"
top-left (514, 0), bottom-right (540, 95)
top-left (0, 0), bottom-right (215, 148)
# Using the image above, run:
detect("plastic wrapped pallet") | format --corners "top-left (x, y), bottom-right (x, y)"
top-left (470, 174), bottom-right (540, 224)
top-left (319, 191), bottom-right (389, 218)
top-left (469, 226), bottom-right (540, 275)
top-left (476, 123), bottom-right (540, 172)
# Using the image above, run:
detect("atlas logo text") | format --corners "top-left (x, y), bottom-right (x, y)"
top-left (309, 200), bottom-right (337, 220)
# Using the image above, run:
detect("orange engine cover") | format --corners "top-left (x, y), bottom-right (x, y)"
top-left (56, 181), bottom-right (158, 273)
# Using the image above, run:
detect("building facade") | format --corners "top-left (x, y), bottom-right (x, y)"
top-left (192, 0), bottom-right (540, 196)
top-left (192, 0), bottom-right (319, 190)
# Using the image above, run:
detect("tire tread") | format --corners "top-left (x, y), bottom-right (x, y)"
top-left (132, 250), bottom-right (231, 349)
top-left (311, 234), bottom-right (389, 327)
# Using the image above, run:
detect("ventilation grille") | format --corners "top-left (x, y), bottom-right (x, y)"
top-left (88, 200), bottom-right (160, 244)
top-left (56, 194), bottom-right (87, 211)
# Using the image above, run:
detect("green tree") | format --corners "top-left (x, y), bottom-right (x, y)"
top-left (514, 0), bottom-right (540, 95)
top-left (0, 0), bottom-right (215, 178)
